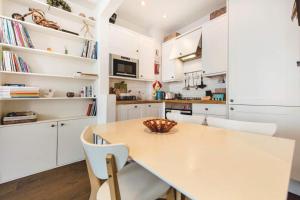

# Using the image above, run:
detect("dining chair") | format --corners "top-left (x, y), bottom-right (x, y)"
top-left (167, 112), bottom-right (205, 125)
top-left (80, 126), bottom-right (171, 200)
top-left (207, 117), bottom-right (277, 136)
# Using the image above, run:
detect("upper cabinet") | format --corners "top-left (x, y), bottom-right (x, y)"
top-left (202, 14), bottom-right (228, 76)
top-left (162, 39), bottom-right (183, 82)
top-left (109, 24), bottom-right (139, 59)
top-left (170, 28), bottom-right (202, 59)
top-left (228, 0), bottom-right (300, 106)
top-left (138, 36), bottom-right (155, 81)
top-left (109, 24), bottom-right (156, 81)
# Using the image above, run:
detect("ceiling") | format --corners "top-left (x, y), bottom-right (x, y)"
top-left (116, 0), bottom-right (226, 34)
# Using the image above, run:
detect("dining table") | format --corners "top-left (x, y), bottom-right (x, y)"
top-left (89, 118), bottom-right (295, 200)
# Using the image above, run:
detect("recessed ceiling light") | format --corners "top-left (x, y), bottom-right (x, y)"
top-left (163, 14), bottom-right (167, 19)
top-left (141, 1), bottom-right (146, 6)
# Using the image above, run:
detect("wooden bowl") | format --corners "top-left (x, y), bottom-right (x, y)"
top-left (143, 119), bottom-right (177, 133)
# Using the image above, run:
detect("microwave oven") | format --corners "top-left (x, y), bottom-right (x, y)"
top-left (110, 54), bottom-right (139, 78)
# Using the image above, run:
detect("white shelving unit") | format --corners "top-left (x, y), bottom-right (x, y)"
top-left (0, 71), bottom-right (98, 80)
top-left (0, 97), bottom-right (96, 101)
top-left (0, 0), bottom-right (99, 126)
top-left (10, 0), bottom-right (96, 26)
top-left (0, 43), bottom-right (96, 62)
top-left (0, 15), bottom-right (95, 42)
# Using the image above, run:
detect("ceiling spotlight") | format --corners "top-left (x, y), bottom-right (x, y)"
top-left (163, 14), bottom-right (167, 19)
top-left (141, 1), bottom-right (146, 6)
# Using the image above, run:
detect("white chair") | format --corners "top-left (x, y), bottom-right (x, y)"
top-left (81, 127), bottom-right (170, 200)
top-left (167, 112), bottom-right (206, 125)
top-left (207, 117), bottom-right (277, 136)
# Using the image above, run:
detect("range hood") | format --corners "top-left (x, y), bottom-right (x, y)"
top-left (169, 28), bottom-right (202, 62)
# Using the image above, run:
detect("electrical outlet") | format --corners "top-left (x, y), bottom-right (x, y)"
top-left (297, 61), bottom-right (300, 67)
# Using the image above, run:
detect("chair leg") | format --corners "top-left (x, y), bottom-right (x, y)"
top-left (106, 154), bottom-right (121, 200)
top-left (166, 188), bottom-right (176, 200)
top-left (180, 193), bottom-right (188, 200)
top-left (85, 157), bottom-right (102, 200)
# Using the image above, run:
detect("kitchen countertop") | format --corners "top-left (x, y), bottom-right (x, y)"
top-left (116, 100), bottom-right (226, 105)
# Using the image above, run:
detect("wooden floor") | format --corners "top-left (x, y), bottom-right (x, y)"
top-left (0, 161), bottom-right (299, 200)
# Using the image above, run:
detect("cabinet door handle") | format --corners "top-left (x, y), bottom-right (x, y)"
top-left (140, 75), bottom-right (143, 77)
top-left (148, 105), bottom-right (151, 107)
top-left (60, 123), bottom-right (65, 127)
top-left (134, 105), bottom-right (138, 108)
top-left (230, 99), bottom-right (234, 103)
top-left (230, 107), bottom-right (234, 111)
top-left (171, 76), bottom-right (174, 79)
top-left (205, 108), bottom-right (209, 111)
top-left (50, 124), bottom-right (56, 128)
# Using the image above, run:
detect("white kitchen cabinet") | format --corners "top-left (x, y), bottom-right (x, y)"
top-left (117, 103), bottom-right (162, 121)
top-left (202, 14), bottom-right (228, 76)
top-left (162, 39), bottom-right (183, 82)
top-left (109, 24), bottom-right (139, 59)
top-left (138, 36), bottom-right (155, 81)
top-left (193, 104), bottom-right (228, 118)
top-left (0, 122), bottom-right (58, 183)
top-left (117, 104), bottom-right (142, 121)
top-left (228, 0), bottom-right (300, 106)
top-left (170, 28), bottom-right (202, 59)
top-left (229, 105), bottom-right (300, 181)
top-left (142, 103), bottom-right (163, 118)
top-left (57, 118), bottom-right (96, 166)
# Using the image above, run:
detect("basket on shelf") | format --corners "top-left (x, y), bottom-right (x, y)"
top-left (143, 119), bottom-right (177, 133)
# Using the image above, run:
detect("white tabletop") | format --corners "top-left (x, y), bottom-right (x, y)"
top-left (93, 119), bottom-right (295, 200)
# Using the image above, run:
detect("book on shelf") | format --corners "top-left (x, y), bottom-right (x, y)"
top-left (86, 100), bottom-right (97, 116)
top-left (2, 111), bottom-right (37, 125)
top-left (0, 85), bottom-right (40, 98)
top-left (0, 18), bottom-right (34, 48)
top-left (81, 40), bottom-right (97, 59)
top-left (0, 50), bottom-right (31, 72)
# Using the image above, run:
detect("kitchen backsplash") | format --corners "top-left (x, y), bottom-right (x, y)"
top-left (109, 78), bottom-right (153, 99)
top-left (164, 76), bottom-right (226, 98)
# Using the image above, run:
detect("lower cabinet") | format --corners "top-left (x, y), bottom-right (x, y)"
top-left (229, 105), bottom-right (300, 181)
top-left (117, 103), bottom-right (163, 121)
top-left (0, 122), bottom-right (58, 184)
top-left (0, 117), bottom-right (96, 184)
top-left (192, 104), bottom-right (228, 118)
top-left (57, 118), bottom-right (96, 166)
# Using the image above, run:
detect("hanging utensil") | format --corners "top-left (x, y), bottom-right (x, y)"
top-left (197, 73), bottom-right (207, 89)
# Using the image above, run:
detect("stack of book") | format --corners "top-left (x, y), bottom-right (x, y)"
top-left (81, 40), bottom-right (97, 59)
top-left (0, 51), bottom-right (31, 72)
top-left (0, 85), bottom-right (40, 98)
top-left (0, 18), bottom-right (34, 48)
top-left (2, 111), bottom-right (38, 125)
top-left (86, 100), bottom-right (97, 116)
top-left (80, 85), bottom-right (94, 97)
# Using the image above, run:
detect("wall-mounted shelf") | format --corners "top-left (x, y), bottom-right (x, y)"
top-left (109, 76), bottom-right (154, 82)
top-left (0, 43), bottom-right (97, 62)
top-left (0, 115), bottom-right (96, 128)
top-left (10, 0), bottom-right (96, 26)
top-left (0, 71), bottom-right (98, 80)
top-left (0, 15), bottom-right (95, 42)
top-left (0, 97), bottom-right (96, 101)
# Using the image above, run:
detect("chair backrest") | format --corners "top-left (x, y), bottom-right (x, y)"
top-left (80, 127), bottom-right (129, 180)
top-left (167, 112), bottom-right (205, 125)
top-left (207, 117), bottom-right (277, 136)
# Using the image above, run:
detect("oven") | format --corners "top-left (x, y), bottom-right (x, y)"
top-left (165, 103), bottom-right (193, 119)
top-left (110, 54), bottom-right (139, 78)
